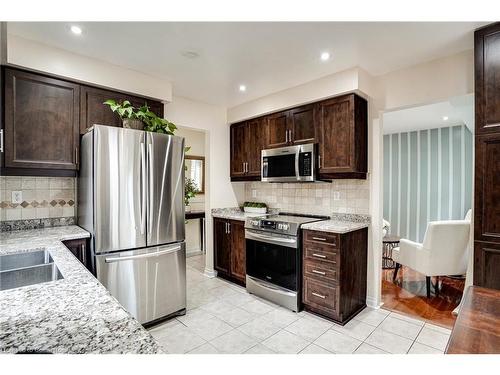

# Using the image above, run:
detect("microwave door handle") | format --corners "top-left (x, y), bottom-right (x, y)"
top-left (295, 148), bottom-right (300, 180)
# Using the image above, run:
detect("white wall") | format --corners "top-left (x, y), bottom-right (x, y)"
top-left (7, 34), bottom-right (172, 102)
top-left (176, 127), bottom-right (206, 255)
top-left (227, 67), bottom-right (362, 123)
top-left (374, 50), bottom-right (474, 111)
top-left (165, 96), bottom-right (243, 275)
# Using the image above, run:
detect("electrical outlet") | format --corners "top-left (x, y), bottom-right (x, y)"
top-left (252, 189), bottom-right (257, 198)
top-left (333, 191), bottom-right (340, 201)
top-left (11, 191), bottom-right (23, 204)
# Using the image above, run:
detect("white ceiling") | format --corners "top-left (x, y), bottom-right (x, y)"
top-left (382, 94), bottom-right (474, 134)
top-left (8, 22), bottom-right (485, 107)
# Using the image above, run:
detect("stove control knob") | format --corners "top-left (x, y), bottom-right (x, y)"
top-left (251, 220), bottom-right (260, 227)
top-left (282, 223), bottom-right (290, 231)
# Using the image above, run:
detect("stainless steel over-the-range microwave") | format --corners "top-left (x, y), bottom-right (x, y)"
top-left (261, 143), bottom-right (315, 182)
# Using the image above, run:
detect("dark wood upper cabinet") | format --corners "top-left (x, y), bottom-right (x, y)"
top-left (80, 85), bottom-right (164, 134)
top-left (265, 111), bottom-right (289, 148)
top-left (3, 68), bottom-right (80, 172)
top-left (288, 104), bottom-right (316, 145)
top-left (230, 93), bottom-right (367, 181)
top-left (265, 105), bottom-right (316, 148)
top-left (1, 67), bottom-right (164, 176)
top-left (230, 118), bottom-right (265, 181)
top-left (230, 122), bottom-right (247, 178)
top-left (475, 23), bottom-right (500, 134)
top-left (474, 23), bottom-right (500, 291)
top-left (247, 118), bottom-right (266, 176)
top-left (317, 94), bottom-right (367, 179)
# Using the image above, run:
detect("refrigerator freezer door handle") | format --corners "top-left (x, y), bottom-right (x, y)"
top-left (140, 142), bottom-right (146, 235)
top-left (148, 142), bottom-right (154, 237)
top-left (104, 245), bottom-right (182, 263)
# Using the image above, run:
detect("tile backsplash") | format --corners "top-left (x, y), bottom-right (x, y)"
top-left (244, 179), bottom-right (370, 216)
top-left (0, 176), bottom-right (77, 222)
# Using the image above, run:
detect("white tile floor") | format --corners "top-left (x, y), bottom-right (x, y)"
top-left (148, 255), bottom-right (452, 354)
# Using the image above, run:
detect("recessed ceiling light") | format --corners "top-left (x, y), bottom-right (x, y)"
top-left (181, 51), bottom-right (199, 59)
top-left (320, 52), bottom-right (330, 61)
top-left (442, 116), bottom-right (449, 121)
top-left (70, 25), bottom-right (82, 35)
top-left (239, 85), bottom-right (247, 92)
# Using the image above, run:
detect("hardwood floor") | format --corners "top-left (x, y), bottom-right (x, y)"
top-left (382, 266), bottom-right (465, 329)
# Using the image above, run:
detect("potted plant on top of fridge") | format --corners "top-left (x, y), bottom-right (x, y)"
top-left (103, 100), bottom-right (177, 134)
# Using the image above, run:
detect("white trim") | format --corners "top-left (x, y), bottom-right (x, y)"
top-left (204, 268), bottom-right (217, 278)
top-left (388, 134), bottom-right (393, 227)
top-left (397, 132), bottom-right (401, 236)
top-left (416, 130), bottom-right (421, 241)
top-left (406, 132), bottom-right (411, 238)
top-left (438, 128), bottom-right (442, 220)
top-left (366, 296), bottom-right (382, 309)
top-left (449, 126), bottom-right (453, 219)
top-left (427, 130), bottom-right (431, 224)
top-left (461, 125), bottom-right (465, 216)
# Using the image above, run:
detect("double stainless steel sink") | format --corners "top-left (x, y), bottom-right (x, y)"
top-left (0, 249), bottom-right (63, 291)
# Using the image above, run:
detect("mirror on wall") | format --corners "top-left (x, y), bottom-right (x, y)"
top-left (185, 155), bottom-right (205, 194)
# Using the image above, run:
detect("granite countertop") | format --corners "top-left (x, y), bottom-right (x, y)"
top-left (211, 207), bottom-right (270, 221)
top-left (0, 225), bottom-right (163, 354)
top-left (301, 219), bottom-right (369, 234)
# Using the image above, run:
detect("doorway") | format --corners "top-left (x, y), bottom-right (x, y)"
top-left (379, 95), bottom-right (473, 328)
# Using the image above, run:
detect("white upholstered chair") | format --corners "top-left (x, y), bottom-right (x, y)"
top-left (392, 210), bottom-right (471, 298)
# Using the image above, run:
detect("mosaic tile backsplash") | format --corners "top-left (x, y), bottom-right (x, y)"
top-left (0, 176), bottom-right (76, 223)
top-left (244, 179), bottom-right (370, 216)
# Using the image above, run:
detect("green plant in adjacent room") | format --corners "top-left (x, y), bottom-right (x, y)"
top-left (185, 177), bottom-right (199, 207)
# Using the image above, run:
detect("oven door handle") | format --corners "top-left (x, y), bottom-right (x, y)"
top-left (245, 230), bottom-right (297, 248)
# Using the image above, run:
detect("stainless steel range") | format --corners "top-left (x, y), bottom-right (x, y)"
top-left (245, 213), bottom-right (328, 311)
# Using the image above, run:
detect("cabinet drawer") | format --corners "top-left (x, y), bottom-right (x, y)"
top-left (304, 259), bottom-right (338, 284)
top-left (304, 230), bottom-right (338, 247)
top-left (303, 277), bottom-right (338, 312)
top-left (304, 245), bottom-right (338, 264)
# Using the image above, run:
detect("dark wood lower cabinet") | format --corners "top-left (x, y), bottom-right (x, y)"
top-left (302, 228), bottom-right (368, 325)
top-left (474, 241), bottom-right (500, 290)
top-left (213, 218), bottom-right (246, 285)
top-left (62, 238), bottom-right (92, 273)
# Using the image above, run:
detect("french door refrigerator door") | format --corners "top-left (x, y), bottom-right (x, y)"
top-left (147, 132), bottom-right (185, 246)
top-left (93, 125), bottom-right (147, 253)
top-left (96, 242), bottom-right (186, 324)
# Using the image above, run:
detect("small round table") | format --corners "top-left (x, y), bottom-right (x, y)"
top-left (382, 235), bottom-right (400, 269)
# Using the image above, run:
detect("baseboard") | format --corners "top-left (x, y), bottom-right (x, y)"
top-left (204, 268), bottom-right (217, 278)
top-left (366, 295), bottom-right (382, 309)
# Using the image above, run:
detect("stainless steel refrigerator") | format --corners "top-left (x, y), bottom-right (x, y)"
top-left (78, 125), bottom-right (186, 325)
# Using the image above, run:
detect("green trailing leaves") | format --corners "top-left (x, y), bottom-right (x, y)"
top-left (103, 99), bottom-right (177, 135)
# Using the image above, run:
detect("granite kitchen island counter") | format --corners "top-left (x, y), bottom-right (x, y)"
top-left (0, 225), bottom-right (163, 354)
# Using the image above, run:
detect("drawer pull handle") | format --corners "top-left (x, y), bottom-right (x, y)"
top-left (312, 270), bottom-right (326, 275)
top-left (312, 292), bottom-right (326, 299)
top-left (312, 253), bottom-right (327, 259)
top-left (312, 237), bottom-right (327, 241)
